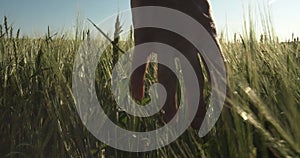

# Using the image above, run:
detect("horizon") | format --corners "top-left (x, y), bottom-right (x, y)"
top-left (0, 0), bottom-right (299, 41)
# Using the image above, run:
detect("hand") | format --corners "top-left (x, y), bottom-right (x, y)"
top-left (129, 63), bottom-right (148, 101)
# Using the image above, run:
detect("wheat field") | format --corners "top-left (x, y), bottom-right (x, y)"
top-left (0, 9), bottom-right (299, 158)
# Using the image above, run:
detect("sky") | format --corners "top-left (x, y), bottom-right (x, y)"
top-left (0, 0), bottom-right (299, 41)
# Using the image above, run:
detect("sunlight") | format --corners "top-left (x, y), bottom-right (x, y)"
top-left (268, 0), bottom-right (277, 5)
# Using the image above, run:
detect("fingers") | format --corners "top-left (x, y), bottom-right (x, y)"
top-left (130, 63), bottom-right (148, 101)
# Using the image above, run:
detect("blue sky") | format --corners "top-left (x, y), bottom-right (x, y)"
top-left (0, 0), bottom-right (299, 41)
